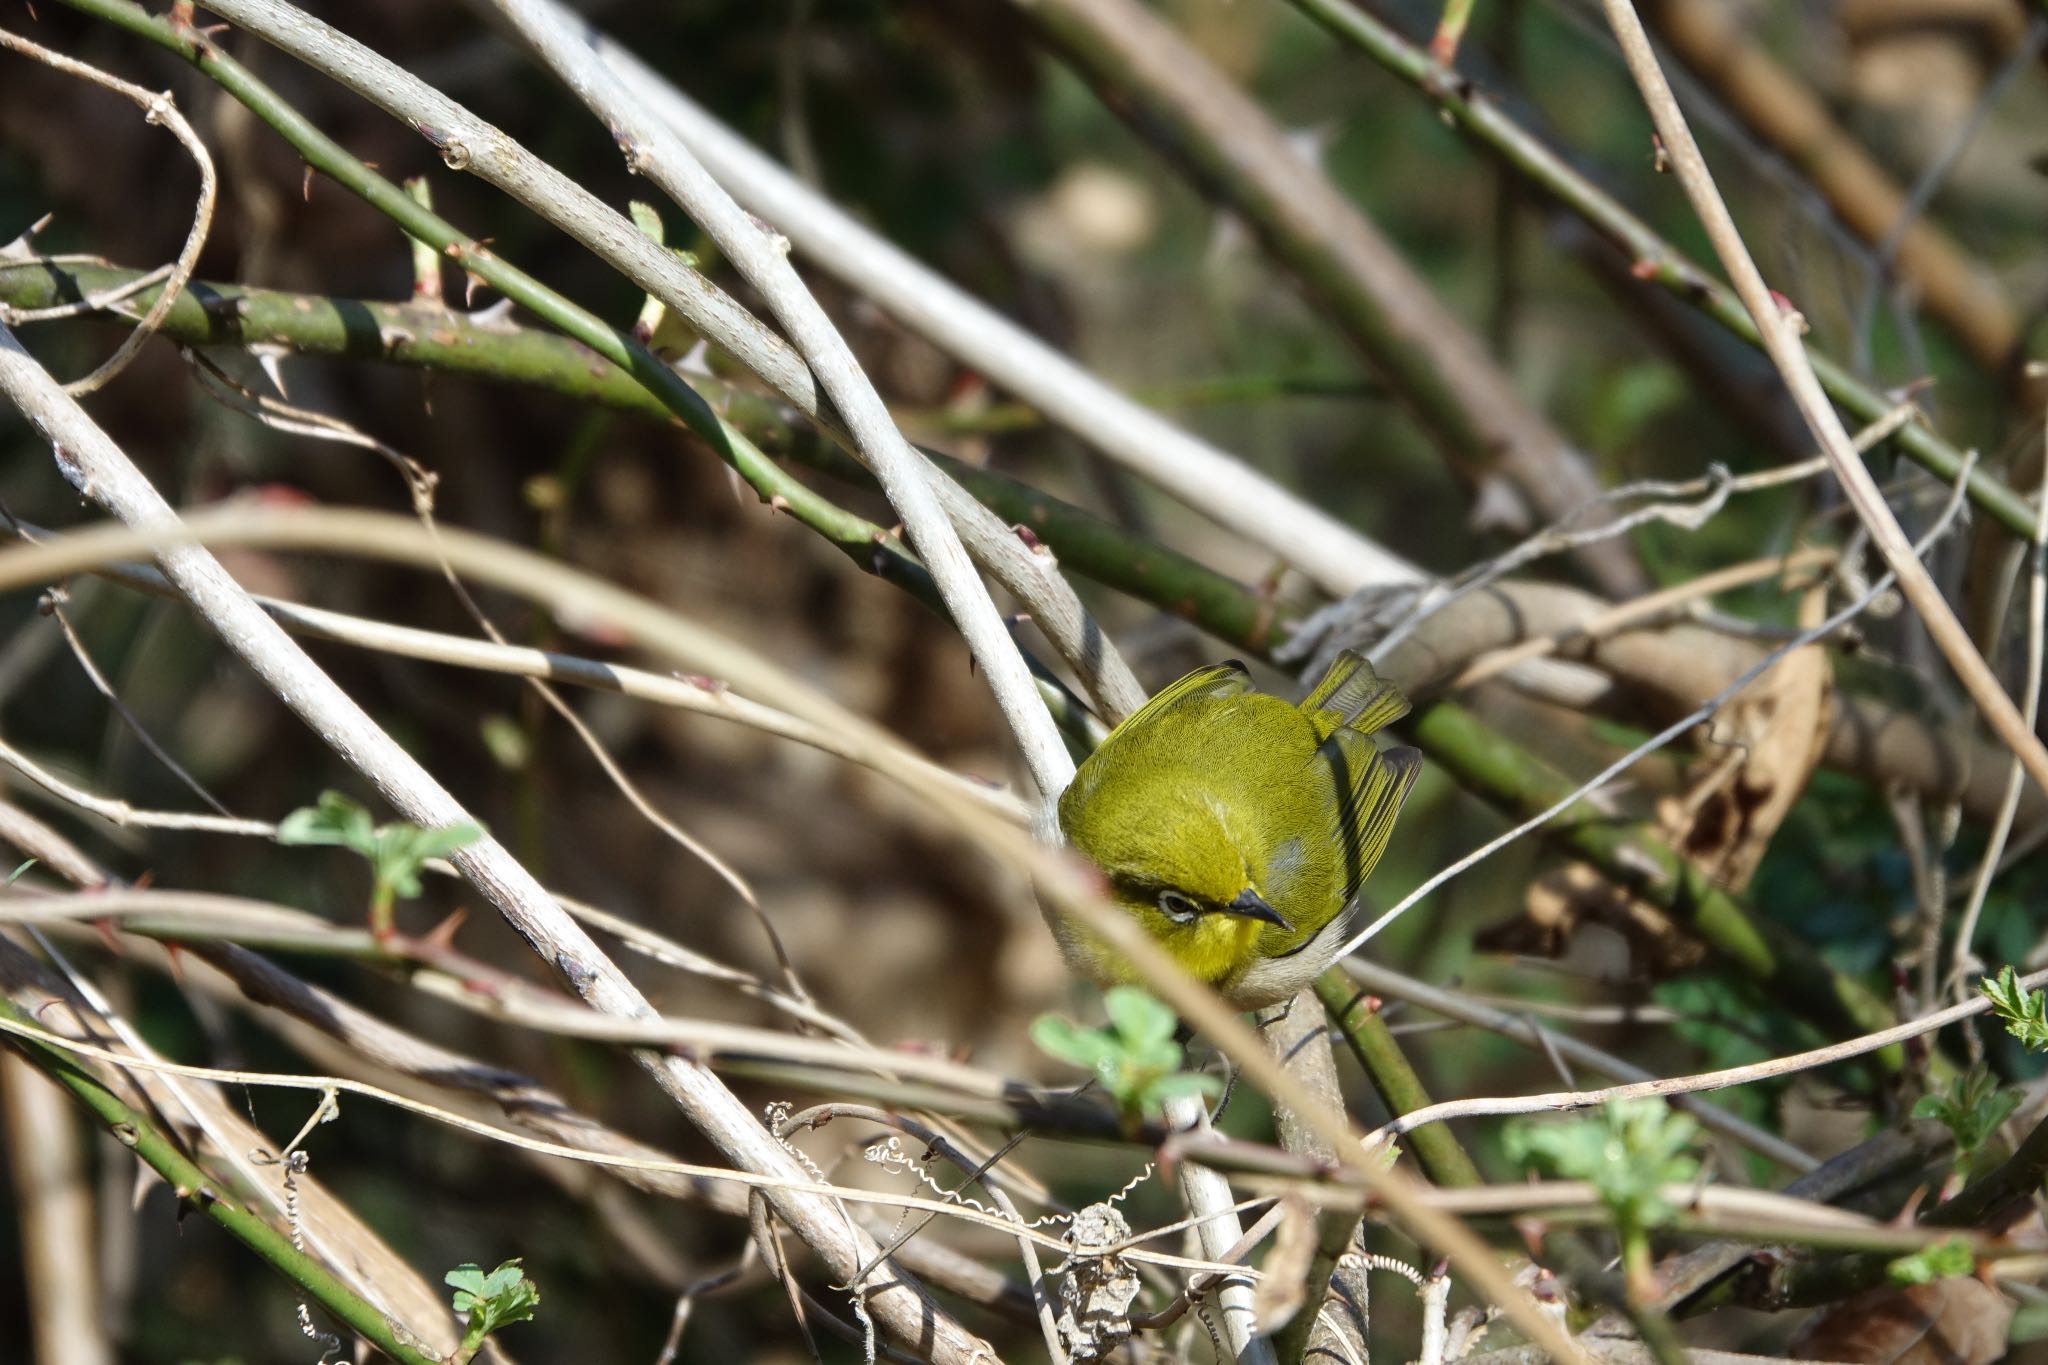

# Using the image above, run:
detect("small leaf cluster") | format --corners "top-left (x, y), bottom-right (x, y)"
top-left (1886, 1237), bottom-right (1975, 1287)
top-left (447, 1259), bottom-right (539, 1363)
top-left (1911, 1064), bottom-right (2019, 1168)
top-left (1982, 966), bottom-right (2048, 1051)
top-left (278, 790), bottom-right (482, 928)
top-left (1505, 1096), bottom-right (1701, 1234)
top-left (1032, 987), bottom-right (1221, 1122)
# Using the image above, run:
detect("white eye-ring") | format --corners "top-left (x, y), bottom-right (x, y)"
top-left (1156, 890), bottom-right (1200, 924)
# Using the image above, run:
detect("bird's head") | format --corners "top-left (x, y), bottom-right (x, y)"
top-left (1058, 769), bottom-right (1296, 982)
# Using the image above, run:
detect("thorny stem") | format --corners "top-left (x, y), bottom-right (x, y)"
top-left (1601, 0), bottom-right (2048, 805)
top-left (3, 49), bottom-right (997, 1364)
top-left (16, 7), bottom-right (2048, 1358)
top-left (1748, 1109), bottom-right (2048, 1307)
top-left (1, 255), bottom-right (1925, 1062)
top-left (0, 997), bottom-right (444, 1365)
top-left (47, 0), bottom-right (940, 609)
top-left (488, 0), bottom-right (1074, 796)
top-left (1313, 972), bottom-right (1483, 1187)
top-left (1429, 0), bottom-right (1478, 65)
top-left (199, 0), bottom-right (1144, 734)
top-left (1408, 698), bottom-right (1905, 1053)
top-left (0, 501), bottom-right (1599, 1364)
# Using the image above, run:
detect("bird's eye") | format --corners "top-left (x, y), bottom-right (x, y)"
top-left (1156, 890), bottom-right (1200, 924)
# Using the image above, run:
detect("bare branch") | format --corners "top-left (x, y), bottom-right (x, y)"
top-left (488, 0), bottom-right (1074, 796)
top-left (0, 28), bottom-right (214, 394)
top-left (0, 321), bottom-right (999, 1365)
top-left (190, 0), bottom-right (1142, 738)
top-left (582, 10), bottom-right (1423, 596)
top-left (1599, 0), bottom-right (2048, 807)
top-left (1369, 967), bottom-right (2048, 1145)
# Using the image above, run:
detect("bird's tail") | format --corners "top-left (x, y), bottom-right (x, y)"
top-left (1300, 649), bottom-right (1411, 735)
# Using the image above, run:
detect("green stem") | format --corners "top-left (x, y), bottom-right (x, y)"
top-left (6, 165), bottom-right (1913, 1070)
top-left (0, 261), bottom-right (661, 415)
top-left (1620, 1289), bottom-right (1691, 1365)
top-left (1409, 698), bottom-right (1908, 1058)
top-left (782, 434), bottom-right (1290, 653)
top-left (369, 885), bottom-right (396, 940)
top-left (0, 999), bottom-right (444, 1365)
top-left (1314, 970), bottom-right (1482, 1186)
top-left (1, 256), bottom-right (1271, 650)
top-left (1429, 0), bottom-right (1478, 64)
top-left (1551, 1233), bottom-right (1692, 1365)
top-left (13, 254), bottom-right (1901, 1060)
top-left (1284, 0), bottom-right (2040, 543)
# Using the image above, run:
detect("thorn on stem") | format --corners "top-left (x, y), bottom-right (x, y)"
top-left (1767, 289), bottom-right (1810, 336)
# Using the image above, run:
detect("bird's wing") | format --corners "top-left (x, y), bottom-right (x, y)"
top-left (1117, 658), bottom-right (1254, 732)
top-left (1315, 730), bottom-right (1422, 900)
top-left (1300, 650), bottom-right (1410, 735)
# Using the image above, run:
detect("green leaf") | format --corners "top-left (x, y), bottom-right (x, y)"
top-left (281, 790), bottom-right (481, 909)
top-left (1505, 1097), bottom-right (1700, 1232)
top-left (1104, 986), bottom-right (1176, 1049)
top-left (409, 822), bottom-right (484, 861)
top-left (1911, 1065), bottom-right (2020, 1161)
top-left (628, 200), bottom-right (665, 244)
top-left (371, 822), bottom-right (483, 899)
top-left (1031, 1014), bottom-right (1119, 1073)
top-left (479, 714), bottom-right (531, 771)
top-left (1033, 997), bottom-right (1215, 1122)
top-left (447, 1258), bottom-right (539, 1338)
top-left (276, 790), bottom-right (377, 855)
top-left (6, 858), bottom-right (37, 886)
top-left (1127, 1036), bottom-right (1186, 1076)
top-left (1982, 967), bottom-right (2048, 1051)
top-left (1886, 1238), bottom-right (1975, 1286)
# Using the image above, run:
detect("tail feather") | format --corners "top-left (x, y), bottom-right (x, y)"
top-left (1300, 649), bottom-right (1410, 735)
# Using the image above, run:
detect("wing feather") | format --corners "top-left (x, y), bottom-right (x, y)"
top-left (1316, 730), bottom-right (1422, 900)
top-left (1300, 650), bottom-right (1410, 735)
top-left (1117, 659), bottom-right (1254, 731)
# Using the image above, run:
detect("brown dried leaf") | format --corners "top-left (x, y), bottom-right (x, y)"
top-left (1677, 580), bottom-right (1834, 893)
top-left (1502, 576), bottom-right (1833, 971)
top-left (1492, 861), bottom-right (1707, 975)
top-left (1790, 1278), bottom-right (2012, 1365)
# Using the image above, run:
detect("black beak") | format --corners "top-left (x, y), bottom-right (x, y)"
top-left (1223, 888), bottom-right (1291, 931)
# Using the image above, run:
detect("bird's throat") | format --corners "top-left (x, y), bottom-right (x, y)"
top-left (1170, 914), bottom-right (1267, 988)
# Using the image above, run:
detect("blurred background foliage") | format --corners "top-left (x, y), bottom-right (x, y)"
top-left (1, 0), bottom-right (2046, 1360)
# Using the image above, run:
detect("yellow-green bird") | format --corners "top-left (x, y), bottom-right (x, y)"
top-left (1053, 651), bottom-right (1420, 1009)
